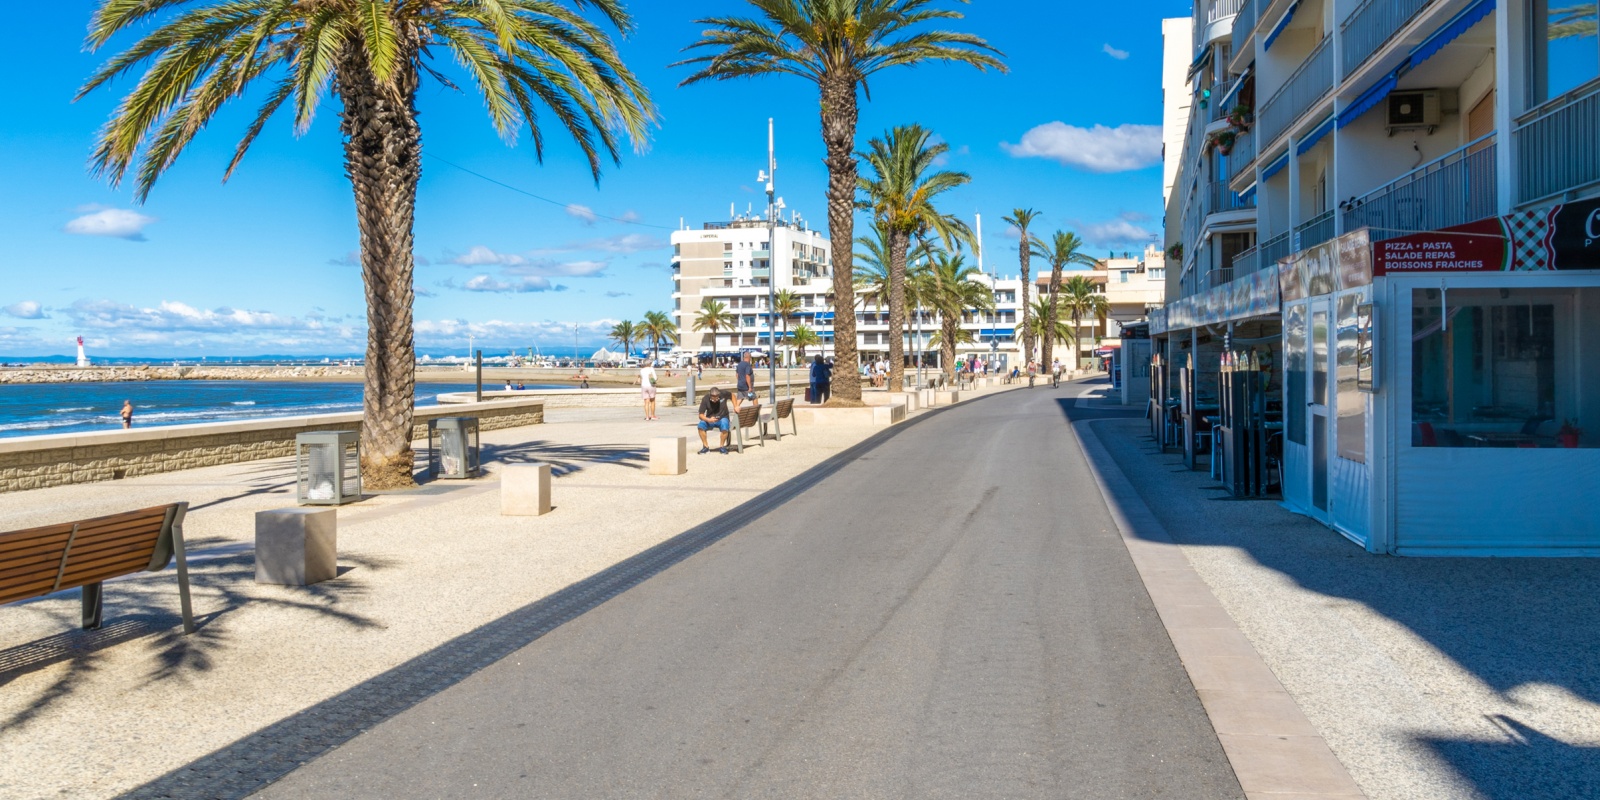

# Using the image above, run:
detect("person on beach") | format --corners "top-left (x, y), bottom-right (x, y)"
top-left (516, 382), bottom-right (525, 390)
top-left (120, 399), bottom-right (133, 429)
top-left (696, 387), bottom-right (731, 455)
top-left (810, 355), bottom-right (832, 404)
top-left (733, 351), bottom-right (756, 410)
top-left (504, 380), bottom-right (514, 391)
top-left (640, 360), bottom-right (659, 420)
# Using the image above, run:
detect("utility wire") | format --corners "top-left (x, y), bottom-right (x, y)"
top-left (425, 154), bottom-right (674, 230)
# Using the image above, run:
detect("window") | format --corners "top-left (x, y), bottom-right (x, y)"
top-left (1528, 0), bottom-right (1600, 106)
top-left (1336, 293), bottom-right (1366, 463)
top-left (1409, 287), bottom-right (1596, 448)
top-left (1150, 268), bottom-right (1166, 280)
top-left (1119, 271), bottom-right (1130, 283)
top-left (1286, 304), bottom-right (1308, 445)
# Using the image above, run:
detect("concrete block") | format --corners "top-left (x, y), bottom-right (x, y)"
top-left (256, 508), bottom-right (337, 586)
top-left (650, 436), bottom-right (687, 476)
top-left (894, 391), bottom-right (920, 411)
top-left (920, 388), bottom-right (935, 407)
top-left (501, 462), bottom-right (552, 516)
top-left (935, 390), bottom-right (961, 405)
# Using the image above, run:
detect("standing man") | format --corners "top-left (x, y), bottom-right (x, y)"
top-left (120, 399), bottom-right (134, 429)
top-left (696, 387), bottom-right (732, 455)
top-left (734, 351), bottom-right (757, 410)
top-left (810, 355), bottom-right (832, 404)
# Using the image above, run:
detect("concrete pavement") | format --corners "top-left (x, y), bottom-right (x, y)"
top-left (254, 381), bottom-right (1243, 799)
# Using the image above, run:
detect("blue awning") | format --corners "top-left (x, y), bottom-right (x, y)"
top-left (1187, 45), bottom-right (1214, 80)
top-left (1239, 183), bottom-right (1258, 202)
top-left (1337, 71), bottom-right (1400, 128)
top-left (1263, 1), bottom-right (1301, 51)
top-left (1296, 115), bottom-right (1336, 154)
top-left (1217, 66), bottom-right (1251, 108)
top-left (1261, 151), bottom-right (1290, 181)
top-left (1410, 0), bottom-right (1495, 69)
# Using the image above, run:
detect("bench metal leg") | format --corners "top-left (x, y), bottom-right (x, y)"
top-left (171, 504), bottom-right (196, 634)
top-left (82, 582), bottom-right (103, 630)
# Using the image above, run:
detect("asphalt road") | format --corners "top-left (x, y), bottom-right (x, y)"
top-left (255, 382), bottom-right (1243, 799)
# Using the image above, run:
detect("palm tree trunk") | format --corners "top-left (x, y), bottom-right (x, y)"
top-left (338, 49), bottom-right (421, 490)
top-left (1042, 266), bottom-right (1062, 368)
top-left (1019, 238), bottom-right (1033, 364)
top-left (886, 230), bottom-right (908, 392)
top-left (821, 74), bottom-right (862, 401)
top-left (1072, 310), bottom-right (1082, 372)
top-left (940, 314), bottom-right (958, 383)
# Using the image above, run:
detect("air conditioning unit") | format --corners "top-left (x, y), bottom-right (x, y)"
top-left (1387, 90), bottom-right (1443, 133)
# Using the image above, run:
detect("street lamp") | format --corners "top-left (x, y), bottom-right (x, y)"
top-left (760, 118), bottom-right (782, 405)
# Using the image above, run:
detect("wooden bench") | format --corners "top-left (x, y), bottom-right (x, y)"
top-left (732, 403), bottom-right (763, 453)
top-left (759, 398), bottom-right (798, 441)
top-left (0, 503), bottom-right (195, 634)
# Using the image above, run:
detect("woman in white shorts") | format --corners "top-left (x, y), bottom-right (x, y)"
top-left (640, 361), bottom-right (659, 420)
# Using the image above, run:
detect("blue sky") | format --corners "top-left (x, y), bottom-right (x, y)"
top-left (0, 1), bottom-right (1192, 358)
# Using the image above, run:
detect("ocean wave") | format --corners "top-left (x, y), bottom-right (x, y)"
top-left (230, 401), bottom-right (257, 406)
top-left (50, 407), bottom-right (95, 413)
top-left (0, 401), bottom-right (366, 435)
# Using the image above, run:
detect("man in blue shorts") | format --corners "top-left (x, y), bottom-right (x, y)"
top-left (696, 386), bottom-right (731, 454)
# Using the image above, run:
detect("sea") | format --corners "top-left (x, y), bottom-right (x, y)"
top-left (0, 380), bottom-right (566, 439)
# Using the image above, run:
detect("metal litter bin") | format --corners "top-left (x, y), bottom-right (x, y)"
top-left (296, 431), bottom-right (361, 505)
top-left (428, 417), bottom-right (480, 478)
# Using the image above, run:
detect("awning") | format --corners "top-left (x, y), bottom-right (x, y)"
top-left (1239, 183), bottom-right (1259, 202)
top-left (1410, 0), bottom-right (1495, 69)
top-left (1218, 66), bottom-right (1251, 108)
top-left (1337, 70), bottom-right (1400, 128)
top-left (1296, 115), bottom-right (1336, 154)
top-left (1263, 1), bottom-right (1301, 51)
top-left (1187, 45), bottom-right (1214, 80)
top-left (1261, 151), bottom-right (1290, 181)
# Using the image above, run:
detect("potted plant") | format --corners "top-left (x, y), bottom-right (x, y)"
top-left (1205, 129), bottom-right (1237, 155)
top-left (1226, 103), bottom-right (1252, 129)
top-left (1167, 242), bottom-right (1183, 261)
top-left (1557, 419), bottom-right (1583, 448)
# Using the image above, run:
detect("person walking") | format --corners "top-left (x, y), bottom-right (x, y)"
top-left (120, 399), bottom-right (134, 429)
top-left (733, 351), bottom-right (756, 411)
top-left (1027, 360), bottom-right (1037, 388)
top-left (809, 355), bottom-right (832, 404)
top-left (639, 360), bottom-right (659, 420)
top-left (1052, 358), bottom-right (1062, 389)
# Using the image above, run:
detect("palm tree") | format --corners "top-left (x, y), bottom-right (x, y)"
top-left (1029, 231), bottom-right (1100, 369)
top-left (1022, 296), bottom-right (1073, 353)
top-left (856, 224), bottom-right (936, 373)
top-left (1057, 274), bottom-right (1110, 371)
top-left (80, 1), bottom-right (654, 489)
top-left (927, 327), bottom-right (974, 348)
top-left (772, 289), bottom-right (802, 365)
top-left (1002, 208), bottom-right (1044, 361)
top-left (926, 250), bottom-right (993, 382)
top-left (789, 324), bottom-right (822, 359)
top-left (693, 299), bottom-right (736, 356)
top-left (678, 0), bottom-right (1004, 401)
top-left (857, 124), bottom-right (971, 392)
top-left (641, 310), bottom-right (678, 363)
top-left (610, 321), bottom-right (639, 359)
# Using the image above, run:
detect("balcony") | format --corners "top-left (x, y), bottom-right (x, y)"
top-left (1259, 231), bottom-right (1292, 269)
top-left (1211, 78), bottom-right (1239, 124)
top-left (1343, 137), bottom-right (1497, 240)
top-left (1294, 209), bottom-right (1337, 252)
top-left (1231, 0), bottom-right (1259, 64)
top-left (1340, 0), bottom-right (1432, 79)
top-left (1258, 37), bottom-right (1334, 147)
top-left (1196, 0), bottom-right (1246, 47)
top-left (1233, 244), bottom-right (1260, 279)
top-left (1210, 179), bottom-right (1256, 213)
top-left (1515, 80), bottom-right (1600, 205)
top-left (1229, 129), bottom-right (1256, 182)
top-left (1209, 266), bottom-right (1235, 287)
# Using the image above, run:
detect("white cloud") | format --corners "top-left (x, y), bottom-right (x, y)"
top-left (450, 245), bottom-right (527, 267)
top-left (2, 301), bottom-right (47, 320)
top-left (1002, 122), bottom-right (1162, 173)
top-left (457, 274), bottom-right (557, 293)
top-left (1075, 213), bottom-right (1158, 249)
top-left (605, 290), bottom-right (630, 298)
top-left (63, 208), bottom-right (157, 241)
top-left (565, 204), bottom-right (599, 225)
top-left (59, 298), bottom-right (359, 351)
top-left (449, 245), bottom-right (617, 276)
top-left (504, 259), bottom-right (607, 278)
top-left (413, 318), bottom-right (617, 349)
top-left (619, 210), bottom-right (641, 223)
top-left (568, 233), bottom-right (667, 254)
top-left (1103, 43), bottom-right (1130, 60)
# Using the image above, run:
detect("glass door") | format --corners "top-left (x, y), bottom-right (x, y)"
top-left (1309, 300), bottom-right (1333, 518)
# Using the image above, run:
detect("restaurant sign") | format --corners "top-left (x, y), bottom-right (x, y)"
top-left (1372, 196), bottom-right (1600, 275)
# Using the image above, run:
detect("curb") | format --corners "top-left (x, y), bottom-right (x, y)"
top-left (1073, 417), bottom-right (1368, 800)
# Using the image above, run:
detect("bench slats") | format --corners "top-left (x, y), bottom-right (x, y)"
top-left (0, 576), bottom-right (69, 605)
top-left (0, 524), bottom-right (76, 556)
top-left (0, 505), bottom-right (174, 605)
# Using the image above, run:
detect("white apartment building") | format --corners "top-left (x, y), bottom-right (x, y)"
top-left (1155, 0), bottom-right (1600, 555)
top-left (670, 207), bottom-right (1031, 369)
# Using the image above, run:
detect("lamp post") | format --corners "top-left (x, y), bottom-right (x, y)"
top-left (760, 118), bottom-right (783, 404)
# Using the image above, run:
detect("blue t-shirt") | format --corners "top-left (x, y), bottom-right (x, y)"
top-left (736, 361), bottom-right (754, 391)
top-left (810, 361), bottom-right (831, 384)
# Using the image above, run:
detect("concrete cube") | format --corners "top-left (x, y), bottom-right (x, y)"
top-left (935, 390), bottom-right (961, 405)
top-left (501, 462), bottom-right (552, 516)
top-left (894, 391), bottom-right (920, 411)
top-left (920, 388), bottom-right (935, 407)
top-left (650, 436), bottom-right (687, 476)
top-left (256, 508), bottom-right (337, 586)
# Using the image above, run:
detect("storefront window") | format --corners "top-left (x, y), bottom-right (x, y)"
top-left (1529, 0), bottom-right (1600, 105)
top-left (1411, 287), bottom-right (1594, 449)
top-left (1336, 293), bottom-right (1366, 463)
top-left (1286, 304), bottom-right (1307, 445)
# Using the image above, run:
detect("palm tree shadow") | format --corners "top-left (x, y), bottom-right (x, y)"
top-left (483, 439), bottom-right (649, 477)
top-left (1420, 715), bottom-right (1600, 800)
top-left (0, 538), bottom-right (395, 731)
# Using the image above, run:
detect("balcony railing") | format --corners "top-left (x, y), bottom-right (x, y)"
top-left (1210, 179), bottom-right (1256, 213)
top-left (1232, 0), bottom-right (1259, 62)
top-left (1342, 137), bottom-right (1497, 241)
top-left (1259, 37), bottom-right (1334, 147)
top-left (1340, 0), bottom-right (1432, 78)
top-left (1211, 78), bottom-right (1239, 123)
top-left (1233, 244), bottom-right (1260, 278)
top-left (1294, 210), bottom-right (1337, 251)
top-left (1209, 266), bottom-right (1236, 287)
top-left (1515, 81), bottom-right (1600, 205)
top-left (1196, 0), bottom-right (1246, 48)
top-left (1229, 129), bottom-right (1256, 182)
top-left (1259, 231), bottom-right (1292, 269)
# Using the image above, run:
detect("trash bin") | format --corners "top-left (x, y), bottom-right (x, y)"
top-left (428, 417), bottom-right (481, 479)
top-left (296, 431), bottom-right (361, 505)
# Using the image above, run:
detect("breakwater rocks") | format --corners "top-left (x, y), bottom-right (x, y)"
top-left (0, 366), bottom-right (363, 384)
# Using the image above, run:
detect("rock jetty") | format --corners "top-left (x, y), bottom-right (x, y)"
top-left (0, 366), bottom-right (363, 384)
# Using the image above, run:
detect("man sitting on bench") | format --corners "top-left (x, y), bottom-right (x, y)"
top-left (697, 386), bottom-right (732, 455)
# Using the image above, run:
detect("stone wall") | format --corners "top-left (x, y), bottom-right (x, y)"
top-left (0, 398), bottom-right (543, 494)
top-left (0, 365), bottom-right (367, 384)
